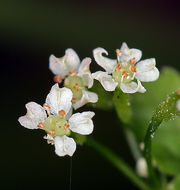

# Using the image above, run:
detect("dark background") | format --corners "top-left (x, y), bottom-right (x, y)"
top-left (1, 0), bottom-right (180, 189)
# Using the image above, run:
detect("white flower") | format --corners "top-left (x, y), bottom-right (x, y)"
top-left (136, 157), bottom-right (148, 177)
top-left (49, 49), bottom-right (80, 77)
top-left (92, 43), bottom-right (159, 93)
top-left (177, 99), bottom-right (180, 111)
top-left (18, 83), bottom-right (95, 157)
top-left (49, 49), bottom-right (98, 109)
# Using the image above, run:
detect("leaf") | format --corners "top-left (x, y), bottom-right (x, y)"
top-left (152, 118), bottom-right (180, 175)
top-left (144, 92), bottom-right (180, 177)
top-left (113, 87), bottom-right (132, 124)
top-left (130, 67), bottom-right (180, 141)
top-left (169, 176), bottom-right (180, 190)
top-left (130, 67), bottom-right (180, 175)
top-left (87, 80), bottom-right (114, 111)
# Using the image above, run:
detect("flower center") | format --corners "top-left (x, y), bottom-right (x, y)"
top-left (112, 58), bottom-right (136, 84)
top-left (64, 75), bottom-right (85, 101)
top-left (43, 115), bottom-right (70, 137)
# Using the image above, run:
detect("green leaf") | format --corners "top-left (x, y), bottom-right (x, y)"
top-left (144, 92), bottom-right (180, 177)
top-left (87, 80), bottom-right (114, 111)
top-left (113, 87), bottom-right (132, 124)
top-left (152, 118), bottom-right (180, 175)
top-left (130, 67), bottom-right (180, 175)
top-left (130, 67), bottom-right (180, 141)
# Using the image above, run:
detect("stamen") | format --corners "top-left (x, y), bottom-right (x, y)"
top-left (53, 75), bottom-right (63, 83)
top-left (130, 65), bottom-right (136, 73)
top-left (48, 129), bottom-right (55, 136)
top-left (72, 97), bottom-right (76, 102)
top-left (116, 49), bottom-right (122, 57)
top-left (122, 71), bottom-right (128, 78)
top-left (116, 49), bottom-right (122, 62)
top-left (69, 70), bottom-right (77, 76)
top-left (74, 83), bottom-right (79, 91)
top-left (58, 110), bottom-right (66, 117)
top-left (43, 103), bottom-right (50, 110)
top-left (64, 123), bottom-right (70, 130)
top-left (115, 63), bottom-right (121, 71)
top-left (38, 122), bottom-right (45, 129)
top-left (130, 58), bottom-right (136, 65)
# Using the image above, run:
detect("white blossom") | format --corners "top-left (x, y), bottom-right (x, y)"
top-left (177, 99), bottom-right (180, 111)
top-left (18, 84), bottom-right (95, 157)
top-left (49, 50), bottom-right (98, 109)
top-left (136, 157), bottom-right (148, 177)
top-left (93, 43), bottom-right (159, 93)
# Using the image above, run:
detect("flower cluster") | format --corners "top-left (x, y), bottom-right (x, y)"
top-left (49, 49), bottom-right (98, 110)
top-left (18, 42), bottom-right (160, 157)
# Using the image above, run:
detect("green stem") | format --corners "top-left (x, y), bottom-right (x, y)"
top-left (87, 137), bottom-right (151, 190)
top-left (144, 92), bottom-right (180, 189)
top-left (144, 119), bottom-right (162, 188)
top-left (144, 119), bottom-right (162, 177)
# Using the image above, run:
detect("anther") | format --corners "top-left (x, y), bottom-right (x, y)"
top-left (122, 71), bottom-right (128, 78)
top-left (53, 75), bottom-right (63, 83)
top-left (64, 123), bottom-right (70, 130)
top-left (74, 83), bottom-right (79, 91)
top-left (116, 49), bottom-right (122, 57)
top-left (130, 58), bottom-right (136, 65)
top-left (72, 97), bottom-right (76, 102)
top-left (48, 129), bottom-right (55, 136)
top-left (130, 65), bottom-right (136, 73)
top-left (43, 103), bottom-right (50, 110)
top-left (115, 64), bottom-right (121, 71)
top-left (69, 70), bottom-right (77, 76)
top-left (58, 110), bottom-right (66, 117)
top-left (38, 122), bottom-right (45, 129)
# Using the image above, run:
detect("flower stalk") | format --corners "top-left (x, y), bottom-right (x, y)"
top-left (87, 137), bottom-right (151, 190)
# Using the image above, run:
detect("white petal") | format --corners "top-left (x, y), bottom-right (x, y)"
top-left (46, 84), bottom-right (73, 116)
top-left (80, 72), bottom-right (94, 88)
top-left (73, 90), bottom-right (98, 110)
top-left (93, 47), bottom-right (117, 73)
top-left (120, 42), bottom-right (142, 62)
top-left (69, 111), bottom-right (95, 135)
top-left (78, 57), bottom-right (91, 74)
top-left (54, 136), bottom-right (76, 157)
top-left (65, 106), bottom-right (73, 120)
top-left (120, 80), bottom-right (146, 94)
top-left (49, 54), bottom-right (68, 77)
top-left (177, 100), bottom-right (180, 111)
top-left (65, 48), bottom-right (80, 72)
top-left (92, 71), bottom-right (118, 91)
top-left (44, 134), bottom-right (55, 145)
top-left (18, 102), bottom-right (46, 129)
top-left (78, 58), bottom-right (94, 88)
top-left (135, 58), bottom-right (159, 82)
top-left (49, 49), bottom-right (80, 77)
top-left (120, 42), bottom-right (129, 51)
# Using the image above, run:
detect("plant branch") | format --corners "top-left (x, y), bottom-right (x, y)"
top-left (87, 137), bottom-right (151, 190)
